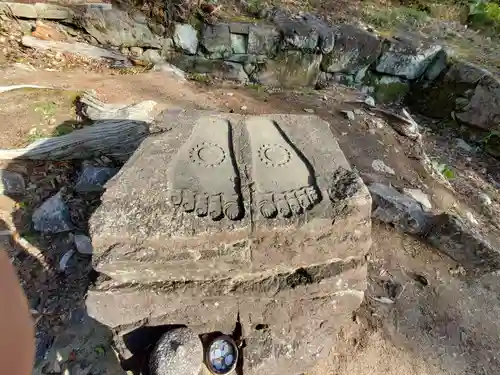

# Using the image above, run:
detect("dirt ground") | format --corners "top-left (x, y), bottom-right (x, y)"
top-left (1, 62), bottom-right (500, 375)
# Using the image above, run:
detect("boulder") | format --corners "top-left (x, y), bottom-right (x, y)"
top-left (173, 24), bottom-right (198, 55)
top-left (424, 49), bottom-right (447, 81)
top-left (87, 110), bottom-right (371, 375)
top-left (455, 73), bottom-right (500, 132)
top-left (171, 55), bottom-right (248, 82)
top-left (269, 10), bottom-right (334, 53)
top-left (321, 25), bottom-right (382, 74)
top-left (368, 183), bottom-right (430, 235)
top-left (142, 49), bottom-right (164, 64)
top-left (200, 23), bottom-right (232, 59)
top-left (254, 51), bottom-right (322, 87)
top-left (75, 8), bottom-right (163, 48)
top-left (363, 72), bottom-right (410, 104)
top-left (375, 35), bottom-right (443, 80)
top-left (247, 24), bottom-right (281, 56)
top-left (444, 60), bottom-right (490, 85)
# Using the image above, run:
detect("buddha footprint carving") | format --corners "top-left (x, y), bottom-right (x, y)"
top-left (167, 117), bottom-right (241, 220)
top-left (246, 117), bottom-right (319, 218)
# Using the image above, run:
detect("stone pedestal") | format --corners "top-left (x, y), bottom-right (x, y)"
top-left (87, 110), bottom-right (372, 375)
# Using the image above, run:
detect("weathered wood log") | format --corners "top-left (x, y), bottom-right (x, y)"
top-left (0, 119), bottom-right (149, 161)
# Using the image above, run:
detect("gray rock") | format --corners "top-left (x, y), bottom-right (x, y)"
top-left (171, 55), bottom-right (248, 83)
top-left (269, 10), bottom-right (334, 53)
top-left (200, 23), bottom-right (232, 58)
top-left (149, 327), bottom-right (203, 375)
top-left (74, 234), bottom-right (93, 255)
top-left (34, 3), bottom-right (72, 20)
top-left (341, 110), bottom-right (355, 120)
top-left (455, 73), bottom-right (500, 132)
top-left (321, 25), bottom-right (382, 74)
top-left (247, 24), bottom-right (281, 55)
top-left (231, 33), bottom-right (247, 54)
top-left (1, 3), bottom-right (37, 18)
top-left (375, 36), bottom-right (443, 80)
top-left (254, 50), bottom-right (322, 87)
top-left (403, 188), bottom-right (432, 211)
top-left (173, 24), bottom-right (198, 55)
top-left (142, 49), bottom-right (163, 64)
top-left (32, 191), bottom-right (74, 233)
top-left (75, 8), bottom-right (163, 48)
top-left (455, 138), bottom-right (473, 152)
top-left (478, 192), bottom-right (492, 207)
top-left (0, 170), bottom-right (25, 196)
top-left (444, 60), bottom-right (490, 85)
top-left (230, 22), bottom-right (250, 34)
top-left (153, 62), bottom-right (186, 81)
top-left (371, 159), bottom-right (395, 175)
top-left (424, 49), bottom-right (447, 81)
top-left (161, 38), bottom-right (175, 57)
top-left (369, 183), bottom-right (430, 235)
top-left (425, 213), bottom-right (500, 274)
top-left (75, 164), bottom-right (118, 193)
top-left (34, 331), bottom-right (54, 363)
top-left (87, 111), bottom-right (372, 375)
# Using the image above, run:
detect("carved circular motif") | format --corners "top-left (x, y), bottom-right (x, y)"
top-left (189, 142), bottom-right (226, 167)
top-left (258, 144), bottom-right (291, 167)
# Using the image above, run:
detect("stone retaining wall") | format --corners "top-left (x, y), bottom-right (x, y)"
top-left (2, 3), bottom-right (499, 152)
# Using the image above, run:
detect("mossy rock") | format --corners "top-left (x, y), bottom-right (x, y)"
top-left (375, 81), bottom-right (410, 103)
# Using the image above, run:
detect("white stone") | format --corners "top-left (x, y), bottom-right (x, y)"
top-left (372, 159), bottom-right (395, 175)
top-left (403, 188), bottom-right (432, 211)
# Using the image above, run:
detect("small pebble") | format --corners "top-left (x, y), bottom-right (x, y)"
top-left (74, 234), bottom-right (93, 255)
top-left (240, 105), bottom-right (247, 111)
top-left (364, 96), bottom-right (375, 107)
top-left (478, 192), bottom-right (492, 207)
top-left (372, 159), bottom-right (395, 175)
top-left (226, 92), bottom-right (234, 96)
top-left (465, 211), bottom-right (478, 225)
top-left (303, 108), bottom-right (314, 113)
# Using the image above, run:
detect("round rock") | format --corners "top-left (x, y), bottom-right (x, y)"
top-left (149, 327), bottom-right (203, 375)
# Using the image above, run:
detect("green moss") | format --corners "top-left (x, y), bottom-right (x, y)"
top-left (362, 5), bottom-right (431, 29)
top-left (468, 1), bottom-right (500, 35)
top-left (375, 82), bottom-right (410, 103)
top-left (187, 72), bottom-right (212, 84)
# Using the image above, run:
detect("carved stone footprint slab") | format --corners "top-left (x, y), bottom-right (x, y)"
top-left (245, 116), bottom-right (319, 218)
top-left (167, 116), bottom-right (241, 220)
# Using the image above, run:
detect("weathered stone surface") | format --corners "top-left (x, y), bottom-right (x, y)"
top-left (171, 55), bottom-right (248, 82)
top-left (247, 24), bottom-right (280, 56)
top-left (142, 49), bottom-right (164, 64)
top-left (173, 24), bottom-right (198, 55)
top-left (254, 51), bottom-right (322, 87)
top-left (0, 3), bottom-right (37, 18)
top-left (0, 170), bottom-right (25, 196)
top-left (75, 8), bottom-right (163, 48)
top-left (375, 36), bottom-right (443, 80)
top-left (75, 163), bottom-right (118, 193)
top-left (363, 72), bottom-right (410, 104)
top-left (269, 10), bottom-right (334, 53)
top-left (87, 111), bottom-right (371, 375)
top-left (321, 25), bottom-right (382, 74)
top-left (455, 74), bottom-right (500, 131)
top-left (200, 23), bottom-right (232, 58)
top-left (444, 60), bottom-right (490, 85)
top-left (149, 327), bottom-right (203, 375)
top-left (425, 213), bottom-right (500, 274)
top-left (74, 234), bottom-right (94, 255)
top-left (230, 33), bottom-right (247, 54)
top-left (34, 3), bottom-right (73, 20)
top-left (424, 50), bottom-right (447, 81)
top-left (369, 183), bottom-right (430, 235)
top-left (33, 191), bottom-right (74, 233)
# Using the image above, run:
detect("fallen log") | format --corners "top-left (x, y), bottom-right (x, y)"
top-left (0, 119), bottom-right (149, 161)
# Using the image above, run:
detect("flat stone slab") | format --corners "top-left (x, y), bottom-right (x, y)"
top-left (87, 110), bottom-right (372, 375)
